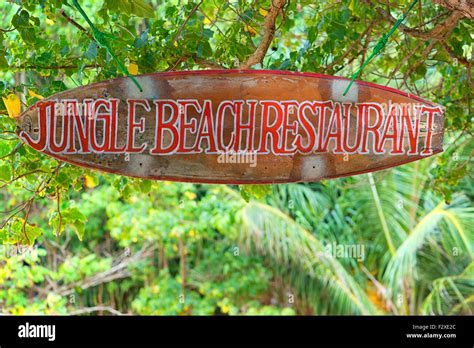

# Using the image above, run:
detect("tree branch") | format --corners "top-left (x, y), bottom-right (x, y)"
top-left (432, 0), bottom-right (474, 19)
top-left (441, 41), bottom-right (471, 68)
top-left (240, 0), bottom-right (287, 69)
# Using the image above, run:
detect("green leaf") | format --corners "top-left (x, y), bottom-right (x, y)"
top-left (51, 207), bottom-right (88, 241)
top-left (18, 27), bottom-right (36, 44)
top-left (133, 30), bottom-right (148, 48)
top-left (11, 10), bottom-right (30, 28)
top-left (63, 207), bottom-right (87, 223)
top-left (139, 179), bottom-right (152, 193)
top-left (84, 41), bottom-right (98, 60)
top-left (129, 0), bottom-right (156, 18)
top-left (1, 219), bottom-right (42, 246)
top-left (71, 221), bottom-right (85, 241)
top-left (103, 0), bottom-right (156, 18)
top-left (0, 163), bottom-right (12, 181)
top-left (0, 50), bottom-right (8, 68)
top-left (239, 185), bottom-right (272, 202)
top-left (415, 64), bottom-right (427, 77)
top-left (197, 42), bottom-right (212, 58)
top-left (30, 16), bottom-right (40, 27)
top-left (328, 21), bottom-right (345, 40)
top-left (0, 141), bottom-right (14, 157)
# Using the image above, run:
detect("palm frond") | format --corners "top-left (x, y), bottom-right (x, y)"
top-left (238, 201), bottom-right (378, 315)
top-left (383, 196), bottom-right (474, 294)
top-left (422, 262), bottom-right (474, 315)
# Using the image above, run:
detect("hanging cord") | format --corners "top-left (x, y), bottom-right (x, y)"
top-left (70, 0), bottom-right (143, 92)
top-left (343, 0), bottom-right (418, 96)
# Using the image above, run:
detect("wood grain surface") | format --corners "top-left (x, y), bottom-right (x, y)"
top-left (15, 70), bottom-right (444, 184)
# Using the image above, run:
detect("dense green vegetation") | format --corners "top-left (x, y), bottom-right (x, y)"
top-left (0, 0), bottom-right (472, 315)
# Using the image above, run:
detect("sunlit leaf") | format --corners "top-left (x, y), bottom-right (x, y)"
top-left (2, 94), bottom-right (21, 118)
top-left (127, 62), bottom-right (139, 75)
top-left (28, 90), bottom-right (44, 100)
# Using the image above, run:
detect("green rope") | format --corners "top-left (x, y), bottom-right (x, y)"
top-left (343, 0), bottom-right (418, 96)
top-left (71, 0), bottom-right (143, 92)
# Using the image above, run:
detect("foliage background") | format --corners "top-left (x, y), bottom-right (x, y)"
top-left (0, 0), bottom-right (472, 315)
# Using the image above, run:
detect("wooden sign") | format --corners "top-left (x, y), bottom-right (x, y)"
top-left (15, 70), bottom-right (444, 184)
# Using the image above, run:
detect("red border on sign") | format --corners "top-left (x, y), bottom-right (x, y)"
top-left (17, 69), bottom-right (443, 184)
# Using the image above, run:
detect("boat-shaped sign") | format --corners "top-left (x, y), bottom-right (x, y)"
top-left (15, 70), bottom-right (444, 184)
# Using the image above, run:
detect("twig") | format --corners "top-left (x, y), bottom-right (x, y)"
top-left (193, 55), bottom-right (223, 69)
top-left (59, 9), bottom-right (93, 40)
top-left (173, 0), bottom-right (205, 43)
top-left (0, 164), bottom-right (61, 243)
top-left (166, 55), bottom-right (223, 71)
top-left (0, 142), bottom-right (23, 160)
top-left (0, 27), bottom-right (15, 33)
top-left (166, 56), bottom-right (188, 71)
top-left (198, 8), bottom-right (226, 37)
top-left (358, 25), bottom-right (374, 79)
top-left (375, 4), bottom-right (462, 41)
top-left (179, 238), bottom-right (186, 295)
top-left (49, 244), bottom-right (155, 297)
top-left (224, 1), bottom-right (257, 50)
top-left (55, 187), bottom-right (62, 238)
top-left (0, 170), bottom-right (48, 189)
top-left (386, 40), bottom-right (423, 82)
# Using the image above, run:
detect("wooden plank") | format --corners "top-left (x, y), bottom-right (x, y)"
top-left (15, 70), bottom-right (444, 184)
